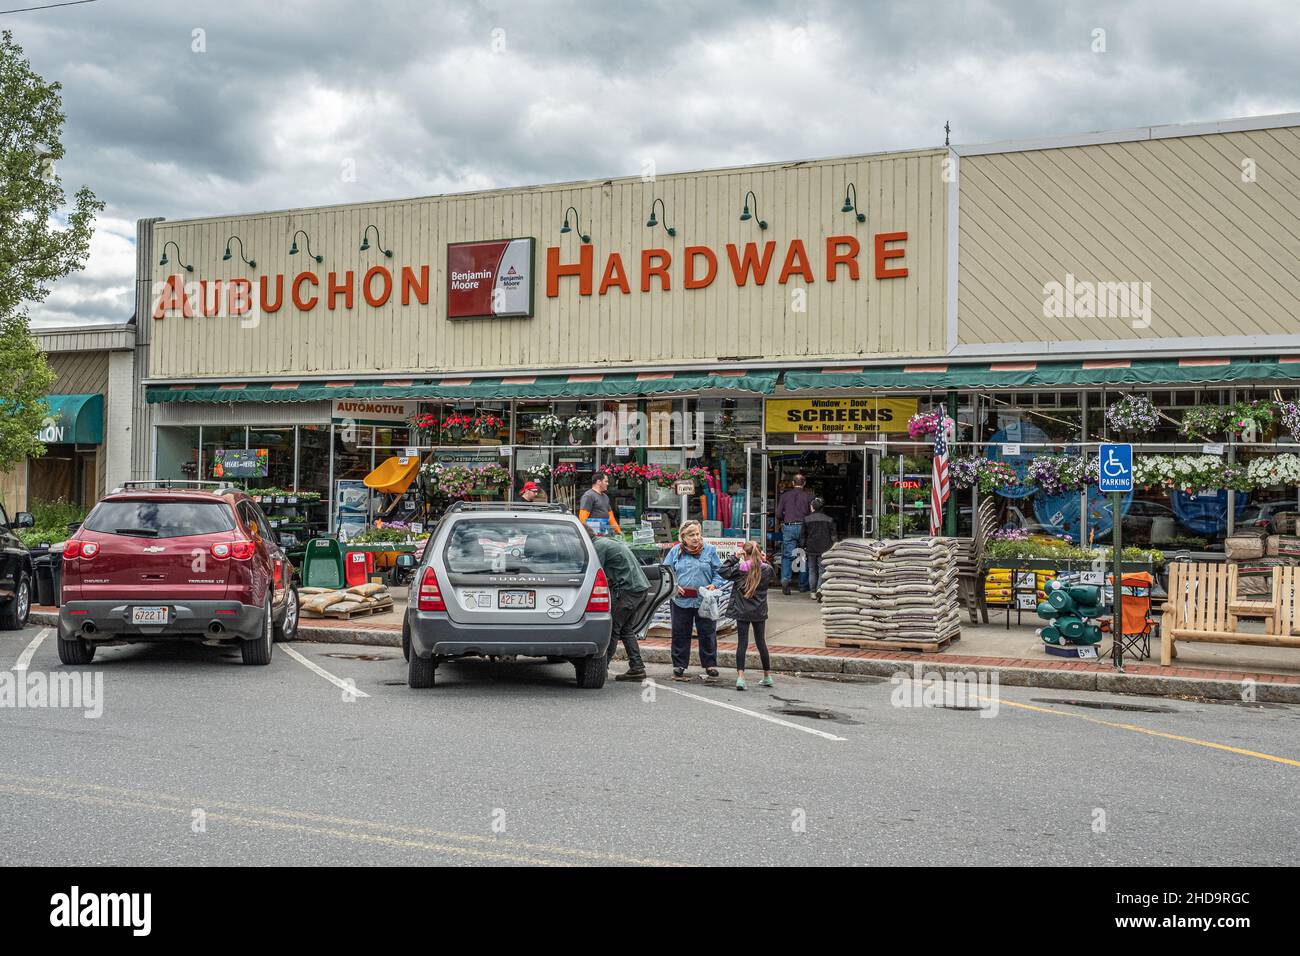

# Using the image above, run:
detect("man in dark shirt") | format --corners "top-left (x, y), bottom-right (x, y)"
top-left (578, 472), bottom-right (622, 534)
top-left (776, 473), bottom-right (815, 594)
top-left (592, 532), bottom-right (650, 680)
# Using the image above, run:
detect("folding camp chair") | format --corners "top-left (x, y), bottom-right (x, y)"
top-left (1100, 571), bottom-right (1155, 662)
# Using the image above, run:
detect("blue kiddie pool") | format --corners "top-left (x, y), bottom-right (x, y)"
top-left (1034, 484), bottom-right (1132, 544)
top-left (1170, 490), bottom-right (1250, 537)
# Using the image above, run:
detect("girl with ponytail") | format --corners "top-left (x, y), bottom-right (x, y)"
top-left (718, 539), bottom-right (774, 690)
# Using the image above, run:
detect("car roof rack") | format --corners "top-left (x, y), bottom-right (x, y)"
top-left (444, 501), bottom-right (570, 515)
top-left (112, 480), bottom-right (241, 494)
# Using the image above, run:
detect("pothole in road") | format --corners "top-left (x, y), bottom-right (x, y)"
top-left (323, 653), bottom-right (397, 662)
top-left (1032, 698), bottom-right (1178, 714)
top-left (773, 707), bottom-right (860, 725)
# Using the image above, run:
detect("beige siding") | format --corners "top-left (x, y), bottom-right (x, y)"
top-left (46, 351), bottom-right (108, 396)
top-left (147, 150), bottom-right (951, 379)
top-left (958, 126), bottom-right (1300, 346)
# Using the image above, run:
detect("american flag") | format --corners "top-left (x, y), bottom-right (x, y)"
top-left (930, 416), bottom-right (950, 536)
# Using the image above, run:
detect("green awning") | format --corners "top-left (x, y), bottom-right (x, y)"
top-left (146, 370), bottom-right (779, 404)
top-left (39, 393), bottom-right (103, 444)
top-left (783, 357), bottom-right (1300, 391)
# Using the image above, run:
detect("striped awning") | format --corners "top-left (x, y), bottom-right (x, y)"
top-left (146, 369), bottom-right (780, 404)
top-left (782, 356), bottom-right (1300, 391)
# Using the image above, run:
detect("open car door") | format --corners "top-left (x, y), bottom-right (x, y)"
top-left (630, 563), bottom-right (676, 637)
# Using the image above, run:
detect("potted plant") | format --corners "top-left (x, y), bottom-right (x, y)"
top-left (440, 413), bottom-right (473, 443)
top-left (907, 410), bottom-right (944, 440)
top-left (553, 462), bottom-right (578, 485)
top-left (534, 413), bottom-right (564, 441)
top-left (472, 413), bottom-right (504, 440)
top-left (1105, 394), bottom-right (1161, 436)
top-left (1179, 406), bottom-right (1225, 441)
top-left (1223, 400), bottom-right (1275, 441)
top-left (566, 415), bottom-right (597, 445)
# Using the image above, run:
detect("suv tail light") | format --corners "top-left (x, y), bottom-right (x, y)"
top-left (230, 539), bottom-right (256, 561)
top-left (64, 540), bottom-right (98, 559)
top-left (210, 542), bottom-right (231, 559)
top-left (417, 566), bottom-right (446, 611)
top-left (585, 568), bottom-right (610, 613)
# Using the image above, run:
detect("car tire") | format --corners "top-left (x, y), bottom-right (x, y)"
top-left (57, 634), bottom-right (95, 665)
top-left (241, 597), bottom-right (274, 665)
top-left (401, 619), bottom-right (411, 662)
top-left (408, 649), bottom-right (436, 688)
top-left (574, 653), bottom-right (608, 689)
top-left (273, 587), bottom-right (299, 643)
top-left (0, 573), bottom-right (31, 630)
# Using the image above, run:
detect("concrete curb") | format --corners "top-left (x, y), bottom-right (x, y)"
top-left (29, 611), bottom-right (1299, 704)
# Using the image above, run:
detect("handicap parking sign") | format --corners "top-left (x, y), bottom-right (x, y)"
top-left (1098, 443), bottom-right (1133, 493)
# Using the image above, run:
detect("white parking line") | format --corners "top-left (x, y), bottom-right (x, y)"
top-left (648, 679), bottom-right (846, 742)
top-left (14, 628), bottom-right (50, 671)
top-left (279, 645), bottom-right (371, 698)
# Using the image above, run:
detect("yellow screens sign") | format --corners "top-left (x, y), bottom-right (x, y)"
top-left (765, 397), bottom-right (918, 434)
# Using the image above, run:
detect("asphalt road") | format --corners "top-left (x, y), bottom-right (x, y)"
top-left (1, 624), bottom-right (1297, 866)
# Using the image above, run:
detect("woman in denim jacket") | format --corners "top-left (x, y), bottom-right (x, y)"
top-left (662, 520), bottom-right (724, 681)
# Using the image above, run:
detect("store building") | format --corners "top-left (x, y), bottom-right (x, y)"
top-left (0, 322), bottom-right (136, 513)
top-left (132, 112), bottom-right (1300, 551)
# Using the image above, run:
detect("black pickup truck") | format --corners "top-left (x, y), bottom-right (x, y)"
top-left (0, 502), bottom-right (35, 629)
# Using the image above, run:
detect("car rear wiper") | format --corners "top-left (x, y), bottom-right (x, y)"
top-left (114, 528), bottom-right (160, 537)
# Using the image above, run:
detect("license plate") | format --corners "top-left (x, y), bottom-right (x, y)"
top-left (498, 590), bottom-right (535, 609)
top-left (131, 606), bottom-right (169, 625)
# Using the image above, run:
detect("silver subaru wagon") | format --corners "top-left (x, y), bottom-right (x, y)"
top-left (402, 502), bottom-right (672, 689)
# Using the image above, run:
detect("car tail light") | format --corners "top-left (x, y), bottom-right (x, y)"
top-left (417, 567), bottom-right (446, 611)
top-left (230, 539), bottom-right (256, 561)
top-left (585, 568), bottom-right (610, 613)
top-left (64, 540), bottom-right (96, 559)
top-left (210, 542), bottom-right (231, 559)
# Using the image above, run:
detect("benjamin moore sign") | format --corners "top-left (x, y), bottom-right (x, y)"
top-left (447, 237), bottom-right (536, 319)
top-left (765, 397), bottom-right (918, 434)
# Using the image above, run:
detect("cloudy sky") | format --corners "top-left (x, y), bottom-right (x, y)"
top-left (9, 0), bottom-right (1299, 327)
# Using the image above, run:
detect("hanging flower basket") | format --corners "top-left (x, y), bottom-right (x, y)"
top-left (1105, 394), bottom-right (1160, 435)
top-left (907, 410), bottom-right (944, 440)
top-left (1246, 454), bottom-right (1300, 488)
top-left (471, 413), bottom-right (504, 439)
top-left (553, 462), bottom-right (578, 485)
top-left (566, 415), bottom-right (597, 445)
top-left (534, 413), bottom-right (564, 440)
top-left (1132, 454), bottom-right (1252, 493)
top-left (1277, 401), bottom-right (1300, 443)
top-left (1025, 455), bottom-right (1098, 494)
top-left (1178, 406), bottom-right (1226, 441)
top-left (1223, 400), bottom-right (1275, 441)
top-left (439, 413), bottom-right (474, 443)
top-left (951, 456), bottom-right (1020, 495)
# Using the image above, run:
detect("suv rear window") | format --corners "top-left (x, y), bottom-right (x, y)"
top-left (443, 519), bottom-right (588, 574)
top-left (83, 500), bottom-right (236, 538)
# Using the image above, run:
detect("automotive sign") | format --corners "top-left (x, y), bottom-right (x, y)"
top-left (447, 237), bottom-right (536, 319)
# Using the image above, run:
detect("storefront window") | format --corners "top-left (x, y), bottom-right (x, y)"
top-left (244, 425), bottom-right (294, 491)
top-left (297, 424), bottom-right (331, 496)
top-left (202, 426), bottom-right (247, 481)
top-left (156, 426), bottom-right (200, 481)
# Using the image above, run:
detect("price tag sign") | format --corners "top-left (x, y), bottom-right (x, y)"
top-left (499, 446), bottom-right (512, 457)
top-left (1202, 443), bottom-right (1225, 456)
top-left (404, 447), bottom-right (419, 457)
top-left (411, 523), bottom-right (423, 534)
top-left (616, 446), bottom-right (630, 457)
top-left (1003, 443), bottom-right (1021, 456)
top-left (674, 480), bottom-right (695, 496)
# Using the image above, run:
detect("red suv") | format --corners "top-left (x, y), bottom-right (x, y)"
top-left (57, 483), bottom-right (300, 666)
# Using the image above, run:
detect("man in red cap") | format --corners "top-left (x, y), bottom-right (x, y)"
top-left (520, 480), bottom-right (548, 503)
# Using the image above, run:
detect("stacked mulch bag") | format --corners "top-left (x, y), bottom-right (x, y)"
top-left (300, 582), bottom-right (395, 617)
top-left (818, 537), bottom-right (961, 642)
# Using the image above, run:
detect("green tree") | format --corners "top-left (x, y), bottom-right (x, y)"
top-left (0, 29), bottom-right (102, 472)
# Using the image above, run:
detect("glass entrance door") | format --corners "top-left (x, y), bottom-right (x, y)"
top-left (750, 445), bottom-right (881, 544)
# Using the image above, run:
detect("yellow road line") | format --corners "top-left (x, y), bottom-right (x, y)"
top-left (0, 773), bottom-right (681, 867)
top-left (983, 696), bottom-right (1300, 768)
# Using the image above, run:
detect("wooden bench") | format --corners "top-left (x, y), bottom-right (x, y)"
top-left (1161, 562), bottom-right (1300, 665)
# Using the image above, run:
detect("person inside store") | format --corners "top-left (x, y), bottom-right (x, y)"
top-left (663, 520), bottom-right (723, 682)
top-left (587, 527), bottom-right (651, 682)
top-left (578, 471), bottom-right (622, 534)
top-left (718, 539), bottom-right (773, 691)
top-left (776, 472), bottom-right (815, 595)
top-left (798, 497), bottom-right (836, 599)
top-left (520, 480), bottom-right (547, 503)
